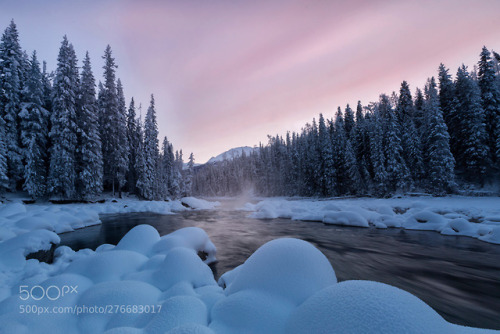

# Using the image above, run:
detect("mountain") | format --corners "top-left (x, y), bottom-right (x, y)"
top-left (207, 146), bottom-right (258, 164)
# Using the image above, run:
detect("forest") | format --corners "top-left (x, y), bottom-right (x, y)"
top-left (192, 48), bottom-right (500, 197)
top-left (0, 20), bottom-right (191, 201)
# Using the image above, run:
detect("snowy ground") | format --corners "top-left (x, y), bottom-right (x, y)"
top-left (242, 196), bottom-right (500, 245)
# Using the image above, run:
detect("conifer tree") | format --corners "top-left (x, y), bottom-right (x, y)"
top-left (438, 64), bottom-right (459, 158)
top-left (77, 52), bottom-right (103, 199)
top-left (99, 45), bottom-right (128, 195)
top-left (115, 78), bottom-right (129, 193)
top-left (0, 20), bottom-right (24, 190)
top-left (48, 36), bottom-right (79, 199)
top-left (379, 94), bottom-right (411, 192)
top-left (424, 77), bottom-right (456, 194)
top-left (454, 65), bottom-right (489, 182)
top-left (126, 98), bottom-right (139, 194)
top-left (318, 113), bottom-right (335, 196)
top-left (343, 104), bottom-right (355, 138)
top-left (135, 114), bottom-right (147, 198)
top-left (396, 81), bottom-right (423, 183)
top-left (142, 95), bottom-right (160, 199)
top-left (477, 46), bottom-right (500, 164)
top-left (19, 51), bottom-right (48, 198)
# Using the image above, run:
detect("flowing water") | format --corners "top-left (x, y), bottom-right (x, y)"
top-left (58, 201), bottom-right (500, 329)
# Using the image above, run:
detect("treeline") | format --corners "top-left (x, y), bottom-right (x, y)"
top-left (0, 20), bottom-right (191, 200)
top-left (193, 46), bottom-right (500, 197)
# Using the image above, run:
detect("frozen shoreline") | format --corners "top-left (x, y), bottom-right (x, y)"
top-left (241, 196), bottom-right (500, 245)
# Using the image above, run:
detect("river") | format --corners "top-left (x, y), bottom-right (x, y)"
top-left (57, 202), bottom-right (500, 330)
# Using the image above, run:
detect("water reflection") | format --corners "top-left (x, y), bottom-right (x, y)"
top-left (59, 209), bottom-right (500, 329)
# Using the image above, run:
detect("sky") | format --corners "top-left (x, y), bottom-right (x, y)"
top-left (1, 0), bottom-right (500, 163)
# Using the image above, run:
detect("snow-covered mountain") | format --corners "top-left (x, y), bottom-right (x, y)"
top-left (207, 146), bottom-right (258, 164)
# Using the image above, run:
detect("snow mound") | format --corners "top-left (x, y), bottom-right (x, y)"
top-left (323, 211), bottom-right (369, 227)
top-left (181, 197), bottom-right (220, 210)
top-left (286, 280), bottom-right (450, 334)
top-left (225, 238), bottom-right (337, 304)
top-left (115, 224), bottom-right (161, 255)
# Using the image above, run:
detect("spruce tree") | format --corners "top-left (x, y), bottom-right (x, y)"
top-left (48, 36), bottom-right (79, 199)
top-left (318, 113), bottom-right (335, 196)
top-left (19, 51), bottom-right (48, 198)
top-left (99, 45), bottom-right (128, 195)
top-left (438, 64), bottom-right (459, 158)
top-left (477, 46), bottom-right (500, 164)
top-left (369, 113), bottom-right (387, 196)
top-left (0, 20), bottom-right (24, 190)
top-left (343, 104), bottom-right (355, 138)
top-left (77, 52), bottom-right (103, 199)
top-left (126, 98), bottom-right (139, 194)
top-left (396, 81), bottom-right (424, 183)
top-left (379, 94), bottom-right (411, 192)
top-left (135, 113), bottom-right (147, 198)
top-left (115, 78), bottom-right (129, 193)
top-left (424, 77), bottom-right (456, 194)
top-left (142, 95), bottom-right (160, 199)
top-left (454, 65), bottom-right (489, 182)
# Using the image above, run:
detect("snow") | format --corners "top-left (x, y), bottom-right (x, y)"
top-left (223, 238), bottom-right (337, 305)
top-left (181, 197), bottom-right (220, 210)
top-left (245, 196), bottom-right (500, 244)
top-left (285, 280), bottom-right (451, 334)
top-left (206, 146), bottom-right (258, 164)
top-left (0, 224), bottom-right (495, 333)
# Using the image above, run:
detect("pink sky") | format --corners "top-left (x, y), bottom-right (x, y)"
top-left (2, 0), bottom-right (500, 162)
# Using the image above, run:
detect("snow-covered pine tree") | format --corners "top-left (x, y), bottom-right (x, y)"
top-left (413, 88), bottom-right (425, 135)
top-left (0, 20), bottom-right (24, 190)
top-left (99, 45), bottom-right (128, 195)
top-left (135, 113), bottom-right (147, 198)
top-left (126, 98), bottom-right (139, 194)
top-left (379, 94), bottom-right (411, 192)
top-left (77, 52), bottom-right (103, 200)
top-left (438, 64), bottom-right (459, 161)
top-left (19, 51), bottom-right (48, 198)
top-left (343, 104), bottom-right (355, 139)
top-left (454, 65), bottom-right (489, 183)
top-left (158, 137), bottom-right (170, 198)
top-left (318, 113), bottom-right (335, 196)
top-left (369, 111), bottom-right (387, 196)
top-left (48, 36), bottom-right (79, 199)
top-left (167, 142), bottom-right (179, 197)
top-left (142, 95), bottom-right (160, 199)
top-left (424, 77), bottom-right (456, 194)
top-left (331, 108), bottom-right (354, 195)
top-left (477, 46), bottom-right (500, 165)
top-left (396, 81), bottom-right (424, 184)
top-left (115, 78), bottom-right (129, 194)
top-left (184, 152), bottom-right (195, 196)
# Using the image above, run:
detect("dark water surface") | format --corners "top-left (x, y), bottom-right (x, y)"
top-left (58, 203), bottom-right (500, 329)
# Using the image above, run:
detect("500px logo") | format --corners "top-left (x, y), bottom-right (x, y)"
top-left (19, 285), bottom-right (78, 301)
